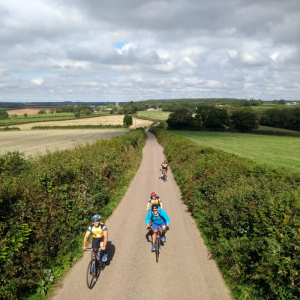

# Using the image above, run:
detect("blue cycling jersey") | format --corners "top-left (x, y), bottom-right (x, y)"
top-left (145, 207), bottom-right (170, 225)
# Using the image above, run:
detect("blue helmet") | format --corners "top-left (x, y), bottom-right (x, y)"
top-left (92, 215), bottom-right (101, 222)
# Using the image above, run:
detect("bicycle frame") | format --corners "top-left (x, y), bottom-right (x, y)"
top-left (85, 248), bottom-right (105, 289)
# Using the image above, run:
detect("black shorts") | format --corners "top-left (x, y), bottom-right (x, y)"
top-left (92, 237), bottom-right (104, 249)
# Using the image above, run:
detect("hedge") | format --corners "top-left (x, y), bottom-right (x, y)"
top-left (0, 129), bottom-right (146, 299)
top-left (149, 127), bottom-right (300, 299)
top-left (0, 127), bottom-right (20, 131)
top-left (31, 125), bottom-right (126, 130)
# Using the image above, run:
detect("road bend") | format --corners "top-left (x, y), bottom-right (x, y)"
top-left (50, 131), bottom-right (233, 300)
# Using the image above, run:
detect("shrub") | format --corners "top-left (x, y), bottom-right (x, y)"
top-left (37, 109), bottom-right (47, 114)
top-left (0, 129), bottom-right (146, 299)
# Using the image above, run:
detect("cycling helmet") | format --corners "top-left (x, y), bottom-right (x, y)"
top-left (151, 191), bottom-right (156, 196)
top-left (92, 215), bottom-right (101, 222)
top-left (164, 159), bottom-right (167, 162)
top-left (152, 204), bottom-right (159, 210)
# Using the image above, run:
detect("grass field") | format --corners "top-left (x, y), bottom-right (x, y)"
top-left (0, 130), bottom-right (128, 157)
top-left (258, 126), bottom-right (299, 132)
top-left (172, 130), bottom-right (300, 171)
top-left (12, 115), bottom-right (152, 130)
top-left (137, 111), bottom-right (171, 120)
top-left (0, 111), bottom-right (108, 126)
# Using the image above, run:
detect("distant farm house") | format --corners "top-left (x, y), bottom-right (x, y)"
top-left (105, 107), bottom-right (113, 110)
top-left (286, 102), bottom-right (299, 106)
top-left (147, 108), bottom-right (162, 111)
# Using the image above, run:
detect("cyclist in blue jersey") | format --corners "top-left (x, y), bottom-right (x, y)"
top-left (145, 204), bottom-right (170, 252)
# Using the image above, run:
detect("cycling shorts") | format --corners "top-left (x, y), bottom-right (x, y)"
top-left (92, 237), bottom-right (104, 249)
top-left (152, 221), bottom-right (166, 229)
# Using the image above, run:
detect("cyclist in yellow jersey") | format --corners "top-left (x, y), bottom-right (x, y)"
top-left (161, 159), bottom-right (169, 180)
top-left (147, 191), bottom-right (162, 211)
top-left (82, 215), bottom-right (108, 262)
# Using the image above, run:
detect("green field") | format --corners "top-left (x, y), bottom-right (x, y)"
top-left (0, 111), bottom-right (108, 126)
top-left (137, 110), bottom-right (170, 120)
top-left (172, 130), bottom-right (300, 171)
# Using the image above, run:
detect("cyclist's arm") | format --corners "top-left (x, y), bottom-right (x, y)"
top-left (161, 210), bottom-right (170, 225)
top-left (82, 231), bottom-right (91, 250)
top-left (146, 202), bottom-right (151, 211)
top-left (145, 210), bottom-right (151, 227)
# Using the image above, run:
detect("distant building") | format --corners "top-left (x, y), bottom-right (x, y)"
top-left (116, 102), bottom-right (118, 108)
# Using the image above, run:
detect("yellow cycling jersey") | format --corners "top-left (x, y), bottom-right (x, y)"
top-left (91, 225), bottom-right (104, 238)
top-left (162, 163), bottom-right (168, 168)
top-left (152, 198), bottom-right (160, 205)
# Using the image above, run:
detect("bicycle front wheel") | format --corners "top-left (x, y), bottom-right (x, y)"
top-left (86, 259), bottom-right (98, 289)
top-left (155, 237), bottom-right (160, 263)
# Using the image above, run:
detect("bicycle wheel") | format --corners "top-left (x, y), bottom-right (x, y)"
top-left (86, 259), bottom-right (98, 289)
top-left (155, 236), bottom-right (160, 263)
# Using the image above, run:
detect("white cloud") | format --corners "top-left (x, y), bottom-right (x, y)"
top-left (30, 78), bottom-right (44, 85)
top-left (0, 0), bottom-right (300, 101)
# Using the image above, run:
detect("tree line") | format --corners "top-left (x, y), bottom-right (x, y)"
top-left (166, 105), bottom-right (300, 132)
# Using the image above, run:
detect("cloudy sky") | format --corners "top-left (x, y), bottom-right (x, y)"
top-left (0, 0), bottom-right (300, 102)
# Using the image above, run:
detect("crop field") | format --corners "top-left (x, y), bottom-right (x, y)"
top-left (0, 130), bottom-right (128, 157)
top-left (137, 111), bottom-right (170, 120)
top-left (14, 115), bottom-right (153, 130)
top-left (7, 108), bottom-right (51, 115)
top-left (0, 111), bottom-right (109, 126)
top-left (172, 130), bottom-right (300, 171)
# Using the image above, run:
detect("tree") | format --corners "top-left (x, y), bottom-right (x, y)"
top-left (38, 109), bottom-right (46, 114)
top-left (74, 111), bottom-right (80, 118)
top-left (123, 114), bottom-right (133, 127)
top-left (24, 113), bottom-right (28, 118)
top-left (231, 109), bottom-right (259, 132)
top-left (50, 108), bottom-right (55, 113)
top-left (166, 108), bottom-right (193, 129)
top-left (0, 111), bottom-right (9, 120)
top-left (279, 99), bottom-right (286, 105)
top-left (272, 100), bottom-right (279, 105)
top-left (195, 106), bottom-right (230, 130)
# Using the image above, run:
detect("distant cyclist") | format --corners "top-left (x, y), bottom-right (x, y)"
top-left (145, 204), bottom-right (170, 252)
top-left (82, 215), bottom-right (108, 262)
top-left (161, 159), bottom-right (169, 180)
top-left (146, 191), bottom-right (163, 211)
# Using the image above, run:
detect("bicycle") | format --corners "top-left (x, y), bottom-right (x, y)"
top-left (148, 226), bottom-right (169, 263)
top-left (85, 248), bottom-right (106, 289)
top-left (160, 168), bottom-right (168, 182)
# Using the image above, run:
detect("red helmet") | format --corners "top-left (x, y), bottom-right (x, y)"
top-left (151, 192), bottom-right (156, 196)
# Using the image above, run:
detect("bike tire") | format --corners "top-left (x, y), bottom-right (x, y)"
top-left (86, 259), bottom-right (98, 289)
top-left (155, 236), bottom-right (160, 263)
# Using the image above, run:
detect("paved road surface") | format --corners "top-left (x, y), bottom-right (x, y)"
top-left (50, 131), bottom-right (233, 300)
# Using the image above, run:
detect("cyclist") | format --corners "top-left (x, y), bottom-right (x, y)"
top-left (145, 204), bottom-right (170, 252)
top-left (161, 159), bottom-right (169, 180)
top-left (146, 191), bottom-right (162, 211)
top-left (82, 215), bottom-right (108, 263)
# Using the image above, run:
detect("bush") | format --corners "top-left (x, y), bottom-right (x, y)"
top-left (149, 127), bottom-right (300, 299)
top-left (0, 129), bottom-right (146, 299)
top-left (123, 114), bottom-right (133, 126)
top-left (0, 111), bottom-right (9, 119)
top-left (37, 109), bottom-right (47, 114)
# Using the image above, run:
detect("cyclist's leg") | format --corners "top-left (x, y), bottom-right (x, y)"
top-left (152, 229), bottom-right (158, 244)
top-left (99, 238), bottom-right (107, 261)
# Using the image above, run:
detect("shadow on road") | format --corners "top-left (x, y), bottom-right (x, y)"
top-left (106, 241), bottom-right (115, 266)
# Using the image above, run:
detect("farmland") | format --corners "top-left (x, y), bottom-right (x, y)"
top-left (172, 130), bottom-right (300, 171)
top-left (0, 111), bottom-right (108, 126)
top-left (137, 110), bottom-right (170, 120)
top-left (10, 115), bottom-right (153, 130)
top-left (0, 130), bottom-right (128, 157)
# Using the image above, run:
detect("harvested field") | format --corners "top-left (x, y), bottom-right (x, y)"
top-left (16, 115), bottom-right (153, 130)
top-left (8, 108), bottom-right (51, 115)
top-left (0, 130), bottom-right (127, 157)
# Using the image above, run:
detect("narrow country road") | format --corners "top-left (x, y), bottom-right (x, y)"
top-left (50, 131), bottom-right (233, 300)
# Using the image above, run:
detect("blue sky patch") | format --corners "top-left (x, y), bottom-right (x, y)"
top-left (113, 42), bottom-right (128, 49)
